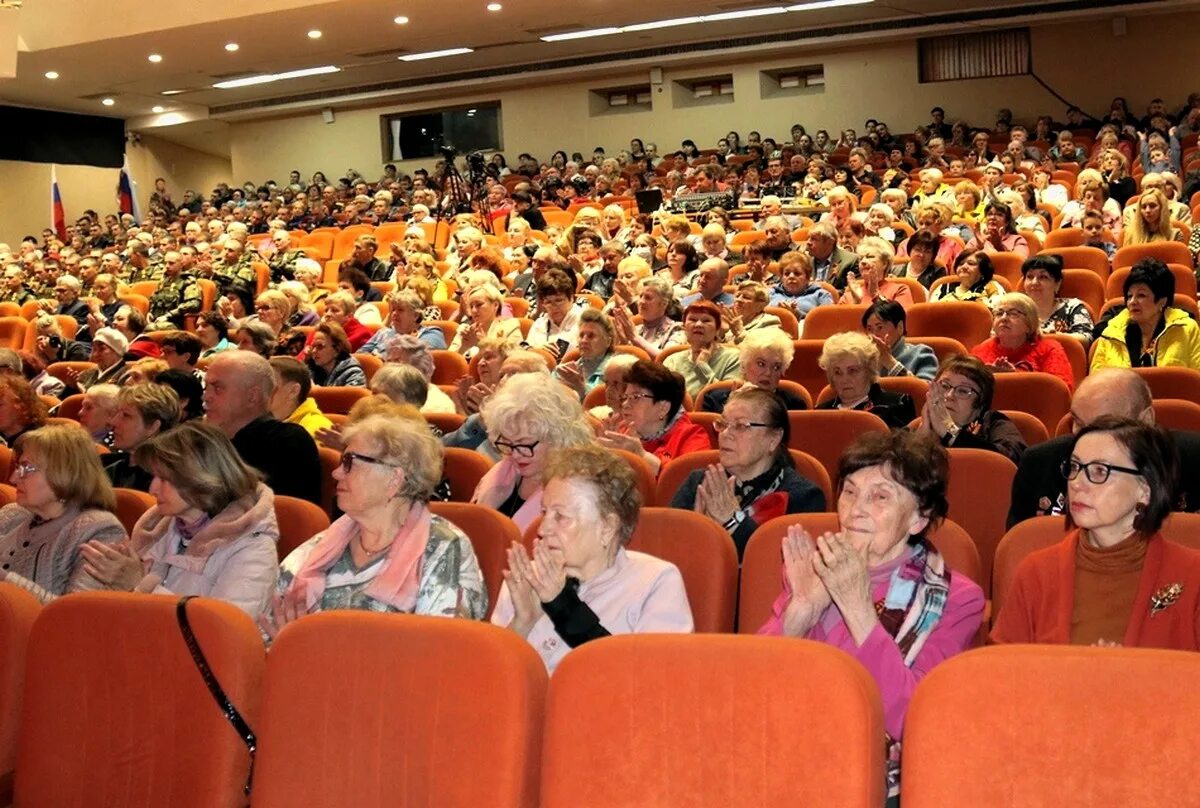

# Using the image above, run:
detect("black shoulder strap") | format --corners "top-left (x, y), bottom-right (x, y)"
top-left (176, 596), bottom-right (257, 796)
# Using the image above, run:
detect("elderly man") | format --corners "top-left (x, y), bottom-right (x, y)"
top-left (1008, 369), bottom-right (1200, 526)
top-left (266, 229), bottom-right (305, 283)
top-left (754, 196), bottom-right (801, 232)
top-left (147, 251), bottom-right (203, 330)
top-left (212, 238), bottom-right (257, 297)
top-left (339, 233), bottom-right (390, 282)
top-left (681, 258), bottom-right (734, 307)
top-left (761, 215), bottom-right (799, 262)
top-left (0, 264), bottom-right (34, 305)
top-left (125, 241), bottom-right (159, 284)
top-left (805, 221), bottom-right (857, 290)
top-left (45, 274), bottom-right (92, 339)
top-left (203, 351), bottom-right (321, 503)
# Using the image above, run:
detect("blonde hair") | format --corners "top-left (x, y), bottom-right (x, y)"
top-left (255, 289), bottom-right (291, 317)
top-left (818, 331), bottom-right (880, 382)
top-left (342, 413), bottom-right (443, 502)
top-left (15, 425), bottom-right (117, 512)
top-left (1126, 188), bottom-right (1175, 245)
top-left (481, 373), bottom-right (594, 453)
top-left (133, 421), bottom-right (260, 516)
top-left (993, 292), bottom-right (1041, 340)
top-left (856, 236), bottom-right (895, 268)
top-left (324, 290), bottom-right (357, 317)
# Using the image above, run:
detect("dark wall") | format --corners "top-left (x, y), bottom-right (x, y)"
top-left (0, 105), bottom-right (125, 168)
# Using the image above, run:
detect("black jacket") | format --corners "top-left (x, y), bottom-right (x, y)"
top-left (232, 416), bottom-right (321, 505)
top-left (816, 383), bottom-right (916, 429)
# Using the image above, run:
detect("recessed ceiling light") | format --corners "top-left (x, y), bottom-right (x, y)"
top-left (152, 105), bottom-right (165, 113)
top-left (44, 71), bottom-right (59, 79)
top-left (398, 47), bottom-right (473, 61)
top-left (307, 29), bottom-right (322, 39)
top-left (101, 98), bottom-right (115, 106)
top-left (148, 53), bottom-right (163, 63)
top-left (486, 2), bottom-right (502, 10)
top-left (161, 89), bottom-right (186, 95)
top-left (225, 42), bottom-right (240, 52)
top-left (393, 15), bottom-right (409, 24)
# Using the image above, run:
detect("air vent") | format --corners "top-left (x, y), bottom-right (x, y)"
top-left (353, 47), bottom-right (411, 59)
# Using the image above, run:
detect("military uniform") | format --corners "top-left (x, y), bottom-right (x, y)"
top-left (268, 249), bottom-right (305, 284)
top-left (128, 258), bottom-right (165, 284)
top-left (212, 254), bottom-right (258, 297)
top-left (147, 274), bottom-right (203, 330)
top-left (0, 286), bottom-right (35, 305)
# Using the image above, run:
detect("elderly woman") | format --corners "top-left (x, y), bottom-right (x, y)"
top-left (378, 335), bottom-right (456, 412)
top-left (1092, 258), bottom-right (1200, 371)
top-left (894, 231), bottom-right (947, 291)
top-left (663, 301), bottom-right (742, 399)
top-left (768, 252), bottom-right (833, 320)
top-left (78, 421), bottom-right (279, 617)
top-left (658, 240), bottom-right (701, 300)
top-left (598, 360), bottom-right (711, 476)
top-left (319, 291), bottom-right (372, 352)
top-left (0, 425), bottom-right (126, 603)
top-left (1123, 188), bottom-right (1185, 246)
top-left (840, 237), bottom-right (914, 308)
top-left (728, 280), bottom-right (781, 342)
top-left (448, 283), bottom-right (521, 358)
top-left (672, 388), bottom-right (825, 558)
top-left (899, 202), bottom-right (961, 269)
top-left (103, 383), bottom-right (181, 490)
top-left (525, 269), bottom-right (582, 353)
top-left (971, 292), bottom-right (1075, 391)
top-left (253, 290), bottom-right (291, 337)
top-left (993, 417), bottom-right (1200, 649)
top-left (816, 331), bottom-right (917, 428)
top-left (698, 329), bottom-right (807, 412)
top-left (554, 308), bottom-right (615, 398)
top-left (358, 290), bottom-right (446, 355)
top-left (266, 415), bottom-right (486, 634)
top-left (1020, 254), bottom-right (1093, 343)
top-left (471, 372), bottom-right (594, 532)
top-left (862, 300), bottom-right (938, 381)
top-left (77, 383), bottom-right (120, 446)
top-left (306, 322), bottom-right (366, 387)
top-left (916, 355), bottom-right (1026, 463)
top-left (964, 201), bottom-right (1030, 258)
top-left (0, 375), bottom-right (48, 448)
top-left (758, 429), bottom-right (984, 801)
top-left (614, 276), bottom-right (684, 360)
top-left (196, 312), bottom-right (235, 358)
top-left (236, 320), bottom-right (277, 357)
top-left (491, 444), bottom-right (693, 671)
top-left (931, 249), bottom-right (1004, 304)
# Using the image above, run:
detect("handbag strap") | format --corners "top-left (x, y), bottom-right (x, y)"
top-left (175, 596), bottom-right (257, 796)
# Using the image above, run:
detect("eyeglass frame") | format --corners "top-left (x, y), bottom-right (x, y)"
top-left (1060, 458), bottom-right (1141, 485)
top-left (935, 379), bottom-right (980, 400)
top-left (494, 437), bottom-right (541, 458)
top-left (713, 418), bottom-right (772, 435)
top-left (11, 460), bottom-right (39, 479)
top-left (340, 452), bottom-right (400, 474)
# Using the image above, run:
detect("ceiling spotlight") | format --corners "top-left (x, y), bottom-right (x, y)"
top-left (148, 53), bottom-right (163, 63)
top-left (307, 29), bottom-right (322, 39)
top-left (486, 2), bottom-right (502, 9)
top-left (393, 15), bottom-right (409, 24)
top-left (225, 42), bottom-right (240, 52)
top-left (44, 70), bottom-right (58, 79)
top-left (152, 105), bottom-right (165, 113)
top-left (101, 98), bottom-right (115, 106)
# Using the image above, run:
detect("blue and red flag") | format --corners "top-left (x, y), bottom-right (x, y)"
top-left (117, 155), bottom-right (141, 222)
top-left (50, 165), bottom-right (66, 241)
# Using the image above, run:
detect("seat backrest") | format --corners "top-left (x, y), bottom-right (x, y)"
top-left (801, 304), bottom-right (869, 340)
top-left (429, 501), bottom-right (520, 619)
top-left (54, 393), bottom-right (85, 422)
top-left (902, 644), bottom-right (1200, 807)
top-left (787, 410), bottom-right (889, 481)
top-left (0, 584), bottom-right (39, 798)
top-left (654, 449), bottom-right (830, 510)
top-left (113, 487), bottom-right (156, 535)
top-left (317, 446), bottom-right (340, 515)
top-left (351, 352), bottom-right (383, 383)
top-left (1132, 366), bottom-right (1200, 401)
top-left (946, 448), bottom-right (1017, 594)
top-left (1041, 245), bottom-right (1111, 279)
top-left (310, 385), bottom-right (371, 415)
top-left (252, 614), bottom-right (545, 808)
top-left (991, 372), bottom-right (1072, 432)
top-left (783, 339), bottom-right (828, 400)
top-left (1113, 240), bottom-right (1193, 270)
top-left (0, 317), bottom-right (26, 350)
top-left (1106, 264), bottom-right (1198, 299)
top-left (540, 634), bottom-right (884, 808)
top-left (430, 349), bottom-right (470, 384)
top-left (991, 515), bottom-right (1063, 618)
top-left (1042, 333), bottom-right (1088, 389)
top-left (816, 375), bottom-right (930, 414)
top-left (906, 336), bottom-right (968, 365)
top-left (443, 446), bottom-right (494, 502)
top-left (273, 494), bottom-right (332, 562)
top-left (764, 305), bottom-right (800, 338)
top-left (608, 448), bottom-right (657, 508)
top-left (738, 513), bottom-right (982, 633)
top-left (626, 508), bottom-right (739, 633)
top-left (905, 301), bottom-right (994, 349)
top-left (1151, 398), bottom-right (1200, 431)
top-left (17, 593), bottom-right (263, 808)
top-left (998, 410), bottom-right (1050, 446)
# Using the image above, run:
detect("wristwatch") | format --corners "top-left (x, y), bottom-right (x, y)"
top-left (945, 423), bottom-right (961, 442)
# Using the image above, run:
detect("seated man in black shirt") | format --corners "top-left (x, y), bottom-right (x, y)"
top-left (1008, 368), bottom-right (1200, 527)
top-left (103, 383), bottom-right (180, 492)
top-left (202, 351), bottom-right (322, 505)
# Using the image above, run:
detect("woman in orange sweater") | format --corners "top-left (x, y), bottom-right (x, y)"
top-left (991, 417), bottom-right (1200, 649)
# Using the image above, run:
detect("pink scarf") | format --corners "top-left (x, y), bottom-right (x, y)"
top-left (284, 502), bottom-right (432, 613)
top-left (471, 457), bottom-right (543, 533)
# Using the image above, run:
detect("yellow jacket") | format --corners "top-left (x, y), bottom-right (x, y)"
top-left (1090, 306), bottom-right (1200, 371)
top-left (285, 397), bottom-right (334, 439)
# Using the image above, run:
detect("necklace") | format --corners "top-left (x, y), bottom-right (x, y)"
top-left (356, 533), bottom-right (393, 557)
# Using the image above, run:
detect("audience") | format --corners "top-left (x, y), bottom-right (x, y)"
top-left (816, 331), bottom-right (917, 428)
top-left (917, 355), bottom-right (1027, 463)
top-left (103, 383), bottom-right (181, 490)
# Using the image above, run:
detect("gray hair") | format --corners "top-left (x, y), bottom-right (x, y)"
top-left (384, 334), bottom-right (434, 380)
top-left (740, 329), bottom-right (795, 367)
top-left (0, 348), bottom-right (23, 374)
top-left (481, 373), bottom-right (594, 451)
top-left (210, 350), bottom-right (276, 401)
top-left (342, 414), bottom-right (444, 503)
top-left (370, 364), bottom-right (429, 406)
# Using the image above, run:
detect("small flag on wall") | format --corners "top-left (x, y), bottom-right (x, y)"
top-left (117, 154), bottom-right (141, 222)
top-left (50, 165), bottom-right (67, 241)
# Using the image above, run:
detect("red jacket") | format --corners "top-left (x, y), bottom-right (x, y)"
top-left (991, 530), bottom-right (1200, 650)
top-left (971, 336), bottom-right (1075, 392)
top-left (304, 317), bottom-right (372, 355)
top-left (641, 413), bottom-right (712, 475)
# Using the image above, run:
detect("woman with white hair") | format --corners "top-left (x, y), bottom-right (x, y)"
top-left (912, 168), bottom-right (951, 205)
top-left (360, 290), bottom-right (447, 354)
top-left (699, 329), bottom-right (808, 412)
top-left (381, 334), bottom-right (457, 413)
top-left (277, 281), bottom-right (320, 327)
top-left (815, 331), bottom-right (917, 428)
top-left (265, 414), bottom-right (486, 635)
top-left (292, 257), bottom-right (328, 304)
top-left (614, 276), bottom-right (685, 359)
top-left (727, 281), bottom-right (781, 342)
top-left (471, 373), bottom-right (594, 532)
top-left (448, 284), bottom-right (521, 358)
top-left (840, 237), bottom-right (914, 308)
top-left (863, 203), bottom-right (900, 248)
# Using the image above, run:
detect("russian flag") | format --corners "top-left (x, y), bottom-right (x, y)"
top-left (50, 165), bottom-right (67, 241)
top-left (117, 154), bottom-right (142, 222)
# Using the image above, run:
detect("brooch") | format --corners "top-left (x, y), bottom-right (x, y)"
top-left (1150, 583), bottom-right (1183, 617)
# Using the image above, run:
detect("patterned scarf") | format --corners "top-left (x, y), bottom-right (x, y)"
top-left (880, 536), bottom-right (951, 798)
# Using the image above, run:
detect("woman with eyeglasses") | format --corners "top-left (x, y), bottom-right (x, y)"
top-left (264, 415), bottom-right (485, 638)
top-left (471, 373), bottom-right (594, 532)
top-left (816, 331), bottom-right (917, 429)
top-left (76, 421), bottom-right (279, 617)
top-left (971, 292), bottom-right (1075, 392)
top-left (598, 360), bottom-right (711, 477)
top-left (670, 388), bottom-right (825, 559)
top-left (992, 416), bottom-right (1200, 649)
top-left (915, 356), bottom-right (1026, 463)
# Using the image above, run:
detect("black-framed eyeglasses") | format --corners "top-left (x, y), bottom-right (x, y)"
top-left (340, 452), bottom-right (399, 474)
top-left (495, 438), bottom-right (540, 458)
top-left (1060, 459), bottom-right (1141, 485)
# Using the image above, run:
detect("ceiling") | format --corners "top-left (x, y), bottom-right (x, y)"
top-left (0, 0), bottom-right (1193, 156)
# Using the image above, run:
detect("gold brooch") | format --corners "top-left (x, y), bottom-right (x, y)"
top-left (1150, 583), bottom-right (1183, 617)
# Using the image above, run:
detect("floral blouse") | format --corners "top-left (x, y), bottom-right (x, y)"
top-left (1040, 297), bottom-right (1094, 342)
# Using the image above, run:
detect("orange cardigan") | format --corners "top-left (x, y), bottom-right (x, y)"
top-left (991, 530), bottom-right (1200, 650)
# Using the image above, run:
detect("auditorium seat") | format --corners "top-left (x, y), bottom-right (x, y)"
top-left (424, 411), bottom-right (466, 434)
top-left (801, 304), bottom-right (869, 340)
top-left (429, 501), bottom-right (521, 618)
top-left (906, 336), bottom-right (967, 365)
top-left (787, 410), bottom-right (889, 481)
top-left (430, 349), bottom-right (469, 384)
top-left (0, 485), bottom-right (14, 506)
top-left (988, 253), bottom-right (1025, 287)
top-left (311, 386), bottom-right (371, 415)
top-left (905, 301), bottom-right (993, 349)
top-left (946, 448), bottom-right (1017, 594)
top-left (1043, 333), bottom-right (1088, 388)
top-left (991, 372), bottom-right (1072, 432)
top-left (45, 361), bottom-right (97, 390)
top-left (783, 339), bottom-right (828, 401)
top-left (22, 316), bottom-right (77, 353)
top-left (1041, 245), bottom-right (1111, 279)
top-left (694, 380), bottom-right (813, 411)
top-left (299, 231), bottom-right (334, 261)
top-left (902, 645), bottom-right (1200, 807)
top-left (655, 449), bottom-right (831, 510)
top-left (252, 614), bottom-right (545, 808)
top-left (608, 448), bottom-right (657, 506)
top-left (443, 446), bottom-right (494, 502)
top-left (113, 487), bottom-right (156, 534)
top-left (765, 305), bottom-right (800, 338)
top-left (0, 318), bottom-right (24, 351)
top-left (1106, 264), bottom-right (1197, 300)
top-left (541, 634), bottom-right (884, 808)
top-left (273, 494), bottom-right (331, 561)
top-left (998, 410), bottom-right (1050, 446)
top-left (0, 584), bottom-right (40, 804)
top-left (1132, 366), bottom-right (1200, 401)
top-left (1113, 240), bottom-right (1193, 270)
top-left (317, 446), bottom-right (340, 515)
top-left (738, 513), bottom-right (982, 633)
top-left (16, 593), bottom-right (263, 808)
top-left (351, 352), bottom-right (382, 383)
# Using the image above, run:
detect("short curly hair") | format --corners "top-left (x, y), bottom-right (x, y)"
top-left (818, 331), bottom-right (880, 382)
top-left (481, 372), bottom-right (594, 450)
top-left (838, 429), bottom-right (949, 537)
top-left (543, 444), bottom-right (641, 546)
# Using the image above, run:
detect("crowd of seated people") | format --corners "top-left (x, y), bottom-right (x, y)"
top-left (6, 95), bottom-right (1200, 804)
